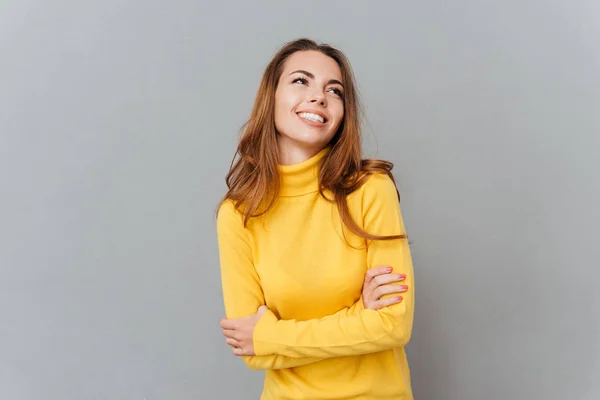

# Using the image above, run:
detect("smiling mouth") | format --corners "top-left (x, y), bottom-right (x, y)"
top-left (297, 112), bottom-right (327, 124)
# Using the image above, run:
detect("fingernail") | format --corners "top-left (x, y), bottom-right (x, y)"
top-left (397, 274), bottom-right (406, 279)
top-left (385, 267), bottom-right (393, 272)
top-left (400, 285), bottom-right (408, 290)
top-left (397, 296), bottom-right (403, 301)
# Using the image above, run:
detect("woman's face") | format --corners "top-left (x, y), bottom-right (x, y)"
top-left (274, 50), bottom-right (345, 158)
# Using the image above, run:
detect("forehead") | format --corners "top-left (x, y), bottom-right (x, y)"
top-left (282, 50), bottom-right (342, 81)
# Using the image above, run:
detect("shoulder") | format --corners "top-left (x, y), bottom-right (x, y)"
top-left (345, 172), bottom-right (400, 216)
top-left (358, 172), bottom-right (399, 201)
top-left (217, 199), bottom-right (244, 230)
top-left (361, 172), bottom-right (396, 191)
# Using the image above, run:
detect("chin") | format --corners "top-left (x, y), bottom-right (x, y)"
top-left (277, 126), bottom-right (335, 152)
top-left (294, 137), bottom-right (331, 149)
top-left (299, 131), bottom-right (335, 144)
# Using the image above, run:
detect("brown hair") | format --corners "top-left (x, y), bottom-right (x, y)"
top-left (219, 38), bottom-right (405, 241)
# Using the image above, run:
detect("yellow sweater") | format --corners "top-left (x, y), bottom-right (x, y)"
top-left (217, 147), bottom-right (415, 400)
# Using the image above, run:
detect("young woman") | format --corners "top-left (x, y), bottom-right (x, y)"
top-left (216, 38), bottom-right (415, 399)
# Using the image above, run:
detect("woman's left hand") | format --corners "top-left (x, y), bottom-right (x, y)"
top-left (220, 306), bottom-right (269, 356)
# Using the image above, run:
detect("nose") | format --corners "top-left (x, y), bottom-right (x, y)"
top-left (309, 90), bottom-right (327, 107)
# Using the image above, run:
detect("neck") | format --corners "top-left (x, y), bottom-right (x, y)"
top-left (277, 138), bottom-right (327, 165)
top-left (278, 145), bottom-right (330, 197)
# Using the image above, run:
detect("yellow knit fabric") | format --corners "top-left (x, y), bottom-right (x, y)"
top-left (217, 147), bottom-right (415, 400)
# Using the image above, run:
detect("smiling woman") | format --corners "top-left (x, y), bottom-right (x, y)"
top-left (274, 54), bottom-right (345, 165)
top-left (216, 38), bottom-right (415, 400)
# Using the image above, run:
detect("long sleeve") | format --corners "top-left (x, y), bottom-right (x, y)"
top-left (216, 200), bottom-right (365, 370)
top-left (252, 174), bottom-right (415, 359)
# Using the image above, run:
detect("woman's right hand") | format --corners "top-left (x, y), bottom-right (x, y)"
top-left (361, 266), bottom-right (407, 310)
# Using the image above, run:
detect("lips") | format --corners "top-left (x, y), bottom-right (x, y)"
top-left (296, 110), bottom-right (328, 123)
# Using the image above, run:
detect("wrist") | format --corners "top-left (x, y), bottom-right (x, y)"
top-left (252, 309), bottom-right (279, 356)
top-left (358, 296), bottom-right (366, 311)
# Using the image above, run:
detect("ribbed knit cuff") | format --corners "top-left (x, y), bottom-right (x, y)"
top-left (253, 309), bottom-right (280, 356)
top-left (356, 296), bottom-right (365, 313)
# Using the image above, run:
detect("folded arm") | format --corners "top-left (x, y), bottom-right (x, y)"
top-left (252, 174), bottom-right (415, 359)
top-left (216, 200), bottom-right (365, 370)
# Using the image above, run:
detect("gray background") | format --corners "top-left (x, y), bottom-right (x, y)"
top-left (1, 1), bottom-right (598, 399)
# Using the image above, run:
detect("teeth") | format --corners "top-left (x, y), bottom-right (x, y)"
top-left (299, 112), bottom-right (325, 123)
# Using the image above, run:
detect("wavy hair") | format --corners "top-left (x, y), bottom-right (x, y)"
top-left (219, 38), bottom-right (405, 241)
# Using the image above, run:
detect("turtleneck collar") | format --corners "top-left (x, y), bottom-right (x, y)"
top-left (278, 146), bottom-right (330, 197)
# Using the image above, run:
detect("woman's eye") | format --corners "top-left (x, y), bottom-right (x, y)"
top-left (328, 88), bottom-right (343, 97)
top-left (292, 77), bottom-right (308, 84)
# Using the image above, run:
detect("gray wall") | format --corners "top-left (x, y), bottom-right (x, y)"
top-left (1, 1), bottom-right (598, 399)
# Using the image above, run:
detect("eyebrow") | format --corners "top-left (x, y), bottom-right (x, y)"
top-left (289, 70), bottom-right (344, 88)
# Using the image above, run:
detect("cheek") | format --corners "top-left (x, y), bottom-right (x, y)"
top-left (330, 104), bottom-right (344, 130)
top-left (275, 91), bottom-right (296, 119)
top-left (274, 97), bottom-right (293, 134)
top-left (274, 93), bottom-right (285, 121)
